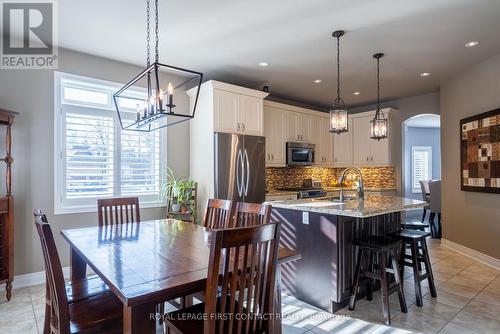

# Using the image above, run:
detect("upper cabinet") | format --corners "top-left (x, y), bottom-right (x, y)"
top-left (333, 119), bottom-right (353, 167)
top-left (264, 101), bottom-right (333, 167)
top-left (352, 109), bottom-right (394, 167)
top-left (195, 81), bottom-right (268, 136)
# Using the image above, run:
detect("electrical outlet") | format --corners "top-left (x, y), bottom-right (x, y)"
top-left (302, 212), bottom-right (309, 225)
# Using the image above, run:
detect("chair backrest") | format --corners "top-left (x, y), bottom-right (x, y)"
top-left (204, 222), bottom-right (281, 334)
top-left (202, 199), bottom-right (235, 229)
top-left (233, 202), bottom-right (271, 228)
top-left (34, 210), bottom-right (70, 334)
top-left (97, 197), bottom-right (140, 227)
top-left (429, 180), bottom-right (441, 213)
top-left (419, 180), bottom-right (430, 202)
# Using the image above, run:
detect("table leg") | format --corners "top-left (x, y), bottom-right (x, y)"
top-left (123, 302), bottom-right (157, 334)
top-left (70, 248), bottom-right (86, 281)
top-left (274, 264), bottom-right (283, 334)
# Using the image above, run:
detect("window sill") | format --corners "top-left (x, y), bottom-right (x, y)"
top-left (54, 201), bottom-right (166, 215)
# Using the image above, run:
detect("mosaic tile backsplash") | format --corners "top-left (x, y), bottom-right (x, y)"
top-left (266, 166), bottom-right (396, 189)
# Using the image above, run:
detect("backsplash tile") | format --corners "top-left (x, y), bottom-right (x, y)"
top-left (266, 166), bottom-right (396, 189)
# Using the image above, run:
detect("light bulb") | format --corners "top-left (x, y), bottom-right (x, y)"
top-left (167, 82), bottom-right (174, 95)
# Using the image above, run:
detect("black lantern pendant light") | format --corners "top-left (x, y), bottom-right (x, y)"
top-left (370, 53), bottom-right (388, 140)
top-left (329, 30), bottom-right (349, 134)
top-left (113, 0), bottom-right (203, 132)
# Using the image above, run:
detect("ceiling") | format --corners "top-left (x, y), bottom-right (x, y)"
top-left (54, 0), bottom-right (500, 108)
top-left (405, 114), bottom-right (440, 128)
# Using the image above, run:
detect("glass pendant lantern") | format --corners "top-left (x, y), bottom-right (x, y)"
top-left (113, 0), bottom-right (203, 132)
top-left (329, 30), bottom-right (349, 134)
top-left (370, 53), bottom-right (388, 140)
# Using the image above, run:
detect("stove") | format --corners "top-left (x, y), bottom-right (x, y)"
top-left (276, 186), bottom-right (327, 199)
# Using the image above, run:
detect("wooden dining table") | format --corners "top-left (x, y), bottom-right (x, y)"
top-left (61, 219), bottom-right (300, 334)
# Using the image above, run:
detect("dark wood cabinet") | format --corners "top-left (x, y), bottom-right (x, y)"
top-left (0, 108), bottom-right (17, 301)
top-left (272, 208), bottom-right (400, 312)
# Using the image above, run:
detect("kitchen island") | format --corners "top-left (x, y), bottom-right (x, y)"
top-left (266, 195), bottom-right (425, 312)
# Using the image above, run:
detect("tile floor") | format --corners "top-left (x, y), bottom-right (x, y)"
top-left (1, 234), bottom-right (499, 333)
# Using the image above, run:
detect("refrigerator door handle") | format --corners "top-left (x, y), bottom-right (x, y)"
top-left (237, 149), bottom-right (243, 197)
top-left (244, 149), bottom-right (250, 196)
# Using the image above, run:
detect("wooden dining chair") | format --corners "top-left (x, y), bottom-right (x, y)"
top-left (233, 202), bottom-right (272, 228)
top-left (97, 197), bottom-right (140, 227)
top-left (201, 198), bottom-right (235, 229)
top-left (164, 222), bottom-right (281, 334)
top-left (34, 210), bottom-right (122, 334)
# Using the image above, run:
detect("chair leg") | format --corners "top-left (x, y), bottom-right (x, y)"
top-left (43, 301), bottom-right (51, 334)
top-left (411, 241), bottom-right (423, 307)
top-left (399, 240), bottom-right (406, 289)
top-left (391, 249), bottom-right (407, 313)
top-left (366, 250), bottom-right (375, 301)
top-left (379, 251), bottom-right (391, 325)
top-left (421, 208), bottom-right (427, 223)
top-left (349, 248), bottom-right (364, 311)
top-left (429, 212), bottom-right (436, 237)
top-left (421, 240), bottom-right (437, 298)
top-left (437, 213), bottom-right (442, 239)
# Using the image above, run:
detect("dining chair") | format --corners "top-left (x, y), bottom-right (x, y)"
top-left (429, 180), bottom-right (442, 238)
top-left (201, 198), bottom-right (235, 229)
top-left (418, 180), bottom-right (431, 223)
top-left (164, 222), bottom-right (281, 334)
top-left (97, 197), bottom-right (140, 227)
top-left (34, 210), bottom-right (122, 334)
top-left (233, 202), bottom-right (272, 227)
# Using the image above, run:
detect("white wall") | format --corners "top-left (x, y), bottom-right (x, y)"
top-left (0, 49), bottom-right (190, 275)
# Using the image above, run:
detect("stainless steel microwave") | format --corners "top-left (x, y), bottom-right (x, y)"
top-left (286, 142), bottom-right (315, 166)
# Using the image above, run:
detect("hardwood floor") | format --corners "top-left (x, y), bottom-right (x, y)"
top-left (1, 212), bottom-right (499, 334)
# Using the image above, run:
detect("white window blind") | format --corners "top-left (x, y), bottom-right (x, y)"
top-left (412, 146), bottom-right (432, 193)
top-left (55, 72), bottom-right (165, 214)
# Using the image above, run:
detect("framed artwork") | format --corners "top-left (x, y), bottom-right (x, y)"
top-left (460, 108), bottom-right (500, 193)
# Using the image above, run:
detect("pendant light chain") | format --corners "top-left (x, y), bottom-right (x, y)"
top-left (376, 55), bottom-right (380, 115)
top-left (146, 0), bottom-right (151, 66)
top-left (336, 35), bottom-right (340, 101)
top-left (154, 0), bottom-right (159, 63)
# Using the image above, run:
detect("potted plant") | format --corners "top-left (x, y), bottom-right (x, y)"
top-left (160, 168), bottom-right (195, 213)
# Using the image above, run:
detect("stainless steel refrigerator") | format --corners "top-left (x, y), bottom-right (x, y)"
top-left (214, 132), bottom-right (266, 203)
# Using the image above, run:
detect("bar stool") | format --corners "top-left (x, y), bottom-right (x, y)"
top-left (349, 235), bottom-right (407, 325)
top-left (401, 221), bottom-right (429, 231)
top-left (397, 229), bottom-right (437, 306)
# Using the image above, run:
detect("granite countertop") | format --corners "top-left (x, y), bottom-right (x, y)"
top-left (265, 194), bottom-right (425, 218)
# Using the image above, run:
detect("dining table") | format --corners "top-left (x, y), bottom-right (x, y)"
top-left (61, 219), bottom-right (300, 334)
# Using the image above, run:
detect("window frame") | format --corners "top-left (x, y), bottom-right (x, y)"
top-left (54, 71), bottom-right (166, 214)
top-left (411, 145), bottom-right (432, 194)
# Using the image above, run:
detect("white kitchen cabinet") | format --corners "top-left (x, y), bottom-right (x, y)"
top-left (352, 110), bottom-right (392, 166)
top-left (264, 106), bottom-right (286, 166)
top-left (317, 118), bottom-right (334, 166)
top-left (353, 115), bottom-right (373, 165)
top-left (213, 87), bottom-right (264, 135)
top-left (284, 112), bottom-right (310, 142)
top-left (333, 118), bottom-right (353, 167)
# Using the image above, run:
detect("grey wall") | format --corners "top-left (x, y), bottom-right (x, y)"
top-left (441, 52), bottom-right (500, 260)
top-left (0, 49), bottom-right (190, 275)
top-left (403, 127), bottom-right (441, 199)
top-left (351, 92), bottom-right (441, 195)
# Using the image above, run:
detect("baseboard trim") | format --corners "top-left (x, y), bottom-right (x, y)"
top-left (441, 238), bottom-right (500, 270)
top-left (13, 267), bottom-right (70, 290)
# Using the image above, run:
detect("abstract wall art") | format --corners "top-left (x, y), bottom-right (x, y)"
top-left (460, 108), bottom-right (500, 193)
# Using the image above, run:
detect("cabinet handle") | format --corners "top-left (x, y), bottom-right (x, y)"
top-left (242, 123), bottom-right (245, 131)
top-left (267, 154), bottom-right (270, 160)
top-left (335, 157), bottom-right (337, 162)
top-left (237, 123), bottom-right (241, 131)
top-left (370, 156), bottom-right (373, 162)
top-left (366, 156), bottom-right (369, 162)
top-left (272, 154), bottom-right (274, 160)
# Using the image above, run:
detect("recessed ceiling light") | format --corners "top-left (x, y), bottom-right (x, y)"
top-left (420, 72), bottom-right (431, 77)
top-left (465, 41), bottom-right (479, 48)
top-left (258, 61), bottom-right (269, 67)
top-left (353, 91), bottom-right (361, 95)
top-left (313, 79), bottom-right (322, 84)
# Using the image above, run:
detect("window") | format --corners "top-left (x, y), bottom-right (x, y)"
top-left (55, 72), bottom-right (165, 214)
top-left (412, 146), bottom-right (432, 193)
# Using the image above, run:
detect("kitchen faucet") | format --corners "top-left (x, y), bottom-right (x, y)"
top-left (338, 167), bottom-right (364, 202)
